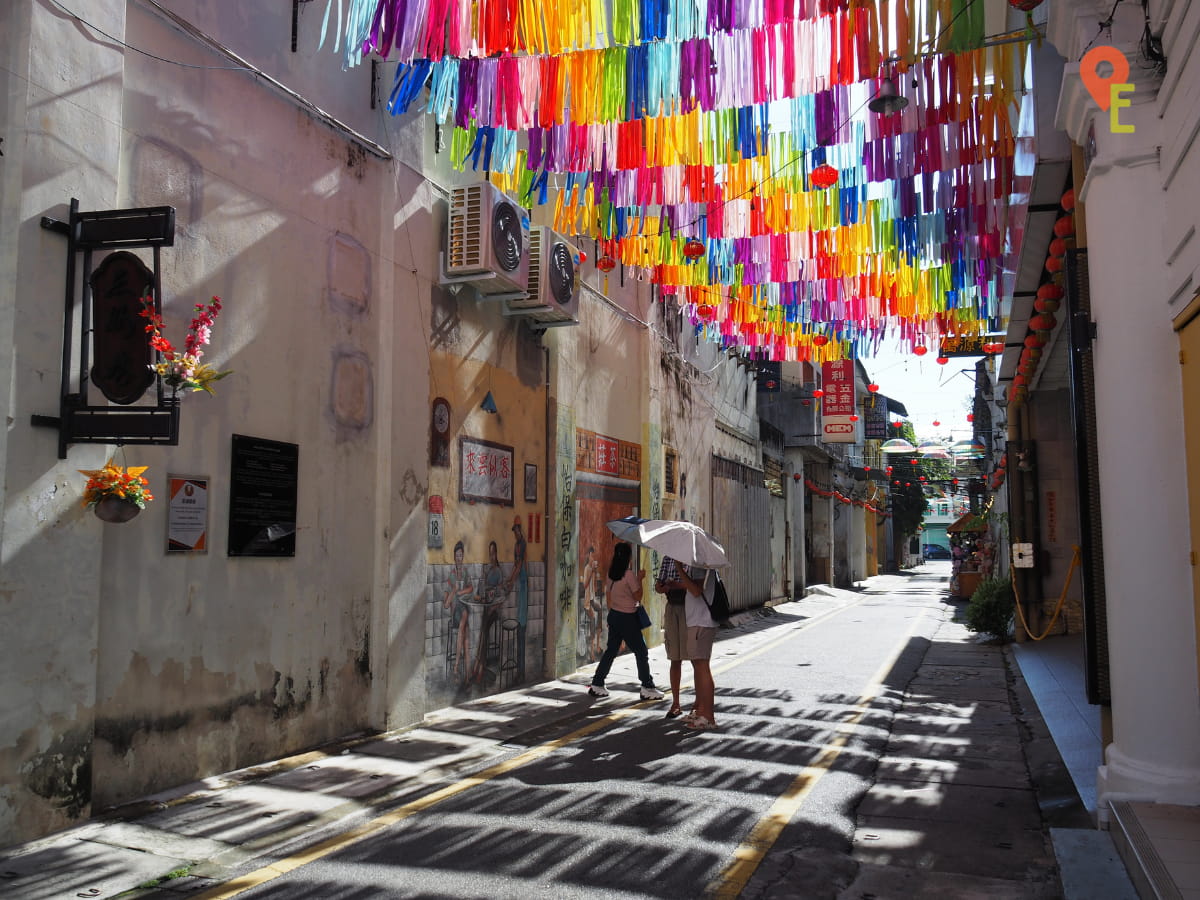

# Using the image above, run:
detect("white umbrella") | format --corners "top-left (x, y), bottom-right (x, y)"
top-left (880, 438), bottom-right (917, 453)
top-left (605, 517), bottom-right (729, 568)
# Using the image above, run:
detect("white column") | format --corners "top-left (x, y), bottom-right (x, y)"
top-left (1058, 52), bottom-right (1200, 809)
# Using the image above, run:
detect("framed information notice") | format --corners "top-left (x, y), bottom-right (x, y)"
top-left (228, 435), bottom-right (299, 557)
top-left (166, 475), bottom-right (209, 553)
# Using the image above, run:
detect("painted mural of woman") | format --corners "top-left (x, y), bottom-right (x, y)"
top-left (580, 545), bottom-right (604, 659)
top-left (443, 539), bottom-right (475, 683)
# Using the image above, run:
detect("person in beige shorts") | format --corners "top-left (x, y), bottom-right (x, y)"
top-left (656, 556), bottom-right (718, 729)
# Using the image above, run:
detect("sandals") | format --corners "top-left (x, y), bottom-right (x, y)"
top-left (683, 713), bottom-right (717, 730)
top-left (665, 706), bottom-right (684, 719)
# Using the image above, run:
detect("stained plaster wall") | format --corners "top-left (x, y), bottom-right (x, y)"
top-left (0, 1), bottom-right (431, 844)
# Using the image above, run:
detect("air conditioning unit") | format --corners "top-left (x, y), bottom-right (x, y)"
top-left (504, 227), bottom-right (581, 326)
top-left (445, 183), bottom-right (530, 295)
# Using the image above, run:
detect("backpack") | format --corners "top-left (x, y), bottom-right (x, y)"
top-left (705, 571), bottom-right (731, 624)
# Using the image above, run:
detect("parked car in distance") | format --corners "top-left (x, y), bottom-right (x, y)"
top-left (922, 544), bottom-right (952, 560)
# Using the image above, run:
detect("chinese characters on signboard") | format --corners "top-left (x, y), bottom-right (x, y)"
top-left (459, 437), bottom-right (514, 505)
top-left (576, 429), bottom-right (641, 480)
top-left (820, 359), bottom-right (857, 443)
top-left (864, 396), bottom-right (888, 440)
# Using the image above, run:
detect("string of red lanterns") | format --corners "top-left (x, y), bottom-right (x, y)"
top-left (803, 478), bottom-right (891, 517)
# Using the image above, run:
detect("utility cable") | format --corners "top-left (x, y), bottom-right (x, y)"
top-left (1011, 544), bottom-right (1080, 641)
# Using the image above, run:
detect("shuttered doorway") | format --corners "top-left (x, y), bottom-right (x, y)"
top-left (711, 455), bottom-right (772, 612)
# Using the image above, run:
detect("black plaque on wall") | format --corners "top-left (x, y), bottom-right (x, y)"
top-left (228, 434), bottom-right (298, 557)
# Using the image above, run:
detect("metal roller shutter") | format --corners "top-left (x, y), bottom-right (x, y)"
top-left (711, 455), bottom-right (772, 612)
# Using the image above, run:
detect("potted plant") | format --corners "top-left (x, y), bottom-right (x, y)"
top-left (79, 459), bottom-right (155, 522)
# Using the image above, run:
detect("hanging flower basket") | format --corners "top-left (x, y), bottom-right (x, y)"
top-left (79, 459), bottom-right (154, 523)
top-left (93, 495), bottom-right (143, 523)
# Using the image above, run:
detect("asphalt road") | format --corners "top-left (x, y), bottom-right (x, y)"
top-left (201, 567), bottom-right (991, 900)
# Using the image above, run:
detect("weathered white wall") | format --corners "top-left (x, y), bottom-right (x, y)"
top-left (0, 0), bottom-right (431, 843)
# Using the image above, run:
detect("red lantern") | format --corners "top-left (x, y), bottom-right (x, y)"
top-left (931, 420), bottom-right (940, 426)
top-left (913, 346), bottom-right (928, 356)
top-left (1061, 188), bottom-right (1075, 211)
top-left (1045, 256), bottom-right (1064, 273)
top-left (596, 255), bottom-right (617, 272)
top-left (966, 414), bottom-right (974, 423)
top-left (910, 459), bottom-right (919, 465)
top-left (849, 414), bottom-right (860, 422)
top-left (919, 476), bottom-right (926, 482)
top-left (886, 466), bottom-right (893, 474)
top-left (936, 357), bottom-right (949, 365)
top-left (1037, 283), bottom-right (1064, 301)
top-left (1034, 297), bottom-right (1060, 314)
top-left (1049, 237), bottom-right (1068, 257)
top-left (894, 480), bottom-right (901, 486)
top-left (1053, 215), bottom-right (1075, 238)
top-left (1030, 313), bottom-right (1057, 332)
top-left (812, 335), bottom-right (829, 347)
top-left (812, 389), bottom-right (825, 398)
top-left (867, 383), bottom-right (879, 392)
top-left (811, 164), bottom-right (839, 189)
top-left (1024, 334), bottom-right (1045, 350)
top-left (793, 473), bottom-right (802, 482)
top-left (683, 238), bottom-right (706, 259)
top-left (697, 304), bottom-right (716, 320)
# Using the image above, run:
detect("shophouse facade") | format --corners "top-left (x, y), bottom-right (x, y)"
top-left (992, 0), bottom-right (1200, 832)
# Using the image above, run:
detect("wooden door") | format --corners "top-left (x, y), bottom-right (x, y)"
top-left (1176, 302), bottom-right (1200, 694)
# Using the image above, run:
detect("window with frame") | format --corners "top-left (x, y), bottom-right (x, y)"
top-left (664, 447), bottom-right (678, 497)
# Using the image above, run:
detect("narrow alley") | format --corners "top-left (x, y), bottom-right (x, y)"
top-left (0, 565), bottom-right (1131, 899)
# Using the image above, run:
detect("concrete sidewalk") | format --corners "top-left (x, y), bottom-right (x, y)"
top-left (0, 570), bottom-right (1136, 899)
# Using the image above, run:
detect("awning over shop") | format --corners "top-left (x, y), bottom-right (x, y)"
top-left (947, 512), bottom-right (988, 533)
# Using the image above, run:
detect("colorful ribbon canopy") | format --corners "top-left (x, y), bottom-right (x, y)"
top-left (325, 0), bottom-right (1027, 362)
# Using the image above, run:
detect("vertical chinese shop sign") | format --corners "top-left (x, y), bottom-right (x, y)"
top-left (821, 360), bottom-right (857, 443)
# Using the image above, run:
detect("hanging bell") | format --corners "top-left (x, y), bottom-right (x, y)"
top-left (868, 76), bottom-right (909, 115)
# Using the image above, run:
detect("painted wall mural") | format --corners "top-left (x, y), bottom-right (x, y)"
top-left (574, 427), bottom-right (643, 668)
top-left (423, 340), bottom-right (547, 707)
top-left (425, 528), bottom-right (545, 706)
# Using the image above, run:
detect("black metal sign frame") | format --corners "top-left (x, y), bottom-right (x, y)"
top-left (32, 198), bottom-right (179, 458)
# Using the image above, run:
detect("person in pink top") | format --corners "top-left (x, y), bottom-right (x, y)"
top-left (587, 542), bottom-right (664, 701)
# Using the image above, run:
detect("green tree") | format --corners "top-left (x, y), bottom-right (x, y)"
top-left (885, 421), bottom-right (929, 538)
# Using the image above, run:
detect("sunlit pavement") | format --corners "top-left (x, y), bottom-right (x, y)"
top-left (0, 567), bottom-right (1136, 899)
